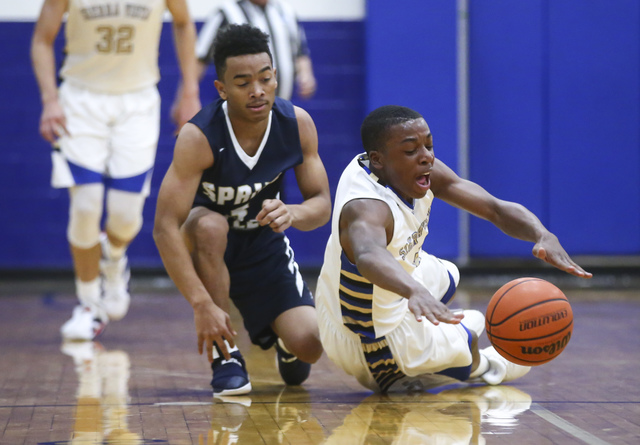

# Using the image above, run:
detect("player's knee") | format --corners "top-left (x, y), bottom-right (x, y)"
top-left (189, 211), bottom-right (229, 252)
top-left (442, 259), bottom-right (460, 287)
top-left (289, 333), bottom-right (323, 364)
top-left (67, 185), bottom-right (104, 248)
top-left (106, 189), bottom-right (145, 242)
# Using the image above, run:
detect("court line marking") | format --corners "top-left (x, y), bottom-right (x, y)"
top-left (531, 403), bottom-right (611, 445)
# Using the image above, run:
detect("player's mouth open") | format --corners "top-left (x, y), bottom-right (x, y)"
top-left (417, 173), bottom-right (431, 189)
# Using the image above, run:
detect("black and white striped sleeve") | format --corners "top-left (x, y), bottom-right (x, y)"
top-left (196, 9), bottom-right (229, 64)
top-left (296, 22), bottom-right (310, 58)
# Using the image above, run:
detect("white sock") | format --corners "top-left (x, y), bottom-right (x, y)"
top-left (76, 278), bottom-right (101, 307)
top-left (469, 353), bottom-right (490, 378)
top-left (212, 340), bottom-right (239, 359)
top-left (102, 235), bottom-right (126, 261)
top-left (277, 337), bottom-right (292, 354)
top-left (107, 243), bottom-right (126, 260)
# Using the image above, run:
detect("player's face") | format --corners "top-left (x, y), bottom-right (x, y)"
top-left (370, 118), bottom-right (435, 202)
top-left (215, 52), bottom-right (277, 122)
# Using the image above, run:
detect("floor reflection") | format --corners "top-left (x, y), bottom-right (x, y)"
top-left (322, 384), bottom-right (533, 444)
top-left (57, 342), bottom-right (142, 445)
top-left (201, 381), bottom-right (533, 444)
top-left (200, 386), bottom-right (325, 445)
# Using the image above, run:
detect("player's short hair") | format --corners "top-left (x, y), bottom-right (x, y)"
top-left (361, 105), bottom-right (424, 154)
top-left (213, 24), bottom-right (273, 79)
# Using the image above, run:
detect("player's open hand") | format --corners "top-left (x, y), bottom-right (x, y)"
top-left (407, 290), bottom-right (464, 326)
top-left (533, 233), bottom-right (592, 279)
top-left (256, 199), bottom-right (292, 233)
top-left (193, 300), bottom-right (237, 363)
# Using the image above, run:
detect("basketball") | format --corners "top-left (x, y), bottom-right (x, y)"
top-left (485, 277), bottom-right (573, 366)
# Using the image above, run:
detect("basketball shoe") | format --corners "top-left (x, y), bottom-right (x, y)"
top-left (479, 346), bottom-right (531, 385)
top-left (275, 338), bottom-right (311, 386)
top-left (100, 234), bottom-right (131, 321)
top-left (211, 345), bottom-right (252, 396)
top-left (60, 304), bottom-right (108, 341)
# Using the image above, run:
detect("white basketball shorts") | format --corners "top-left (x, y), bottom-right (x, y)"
top-left (317, 255), bottom-right (473, 391)
top-left (51, 82), bottom-right (160, 195)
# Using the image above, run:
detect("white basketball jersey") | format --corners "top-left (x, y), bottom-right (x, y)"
top-left (60, 0), bottom-right (166, 94)
top-left (316, 153), bottom-right (435, 338)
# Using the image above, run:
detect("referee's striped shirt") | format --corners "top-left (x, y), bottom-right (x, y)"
top-left (196, 0), bottom-right (310, 100)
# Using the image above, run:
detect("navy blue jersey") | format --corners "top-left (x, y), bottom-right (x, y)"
top-left (190, 97), bottom-right (303, 231)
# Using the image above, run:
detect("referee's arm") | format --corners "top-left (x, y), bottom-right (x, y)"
top-left (195, 10), bottom-right (228, 81)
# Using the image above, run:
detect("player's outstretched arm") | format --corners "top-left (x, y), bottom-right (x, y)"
top-left (339, 199), bottom-right (463, 326)
top-left (430, 159), bottom-right (592, 279)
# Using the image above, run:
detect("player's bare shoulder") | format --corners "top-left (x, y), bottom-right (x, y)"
top-left (175, 122), bottom-right (214, 170)
top-left (293, 106), bottom-right (319, 155)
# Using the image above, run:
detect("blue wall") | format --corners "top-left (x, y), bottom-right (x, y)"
top-left (367, 0), bottom-right (640, 259)
top-left (2, 0), bottom-right (640, 270)
top-left (366, 0), bottom-right (460, 259)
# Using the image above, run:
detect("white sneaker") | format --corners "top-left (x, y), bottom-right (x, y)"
top-left (100, 252), bottom-right (131, 321)
top-left (462, 309), bottom-right (485, 337)
top-left (60, 305), bottom-right (108, 341)
top-left (480, 346), bottom-right (531, 385)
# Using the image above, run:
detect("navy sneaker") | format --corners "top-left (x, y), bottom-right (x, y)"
top-left (275, 338), bottom-right (311, 386)
top-left (211, 349), bottom-right (252, 396)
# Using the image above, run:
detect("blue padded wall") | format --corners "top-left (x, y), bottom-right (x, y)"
top-left (547, 1), bottom-right (640, 254)
top-left (365, 0), bottom-right (460, 259)
top-left (468, 0), bottom-right (640, 257)
top-left (468, 0), bottom-right (548, 257)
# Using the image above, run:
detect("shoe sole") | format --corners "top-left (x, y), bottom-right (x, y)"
top-left (61, 322), bottom-right (107, 342)
top-left (213, 381), bottom-right (252, 396)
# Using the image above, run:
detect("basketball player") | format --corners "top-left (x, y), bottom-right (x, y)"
top-left (31, 0), bottom-right (201, 341)
top-left (315, 105), bottom-right (592, 392)
top-left (31, 0), bottom-right (200, 340)
top-left (153, 24), bottom-right (331, 395)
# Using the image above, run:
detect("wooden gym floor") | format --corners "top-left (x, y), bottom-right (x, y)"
top-left (0, 271), bottom-right (639, 444)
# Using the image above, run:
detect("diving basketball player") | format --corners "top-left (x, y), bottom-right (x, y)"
top-left (315, 105), bottom-right (591, 392)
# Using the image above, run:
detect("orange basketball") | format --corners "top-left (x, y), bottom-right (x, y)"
top-left (485, 277), bottom-right (573, 366)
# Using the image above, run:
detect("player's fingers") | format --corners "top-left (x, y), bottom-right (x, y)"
top-left (197, 336), bottom-right (204, 356)
top-left (224, 325), bottom-right (236, 348)
top-left (425, 314), bottom-right (440, 326)
top-left (568, 264), bottom-right (592, 278)
top-left (206, 342), bottom-right (214, 363)
top-left (226, 319), bottom-right (237, 337)
top-left (216, 337), bottom-right (231, 360)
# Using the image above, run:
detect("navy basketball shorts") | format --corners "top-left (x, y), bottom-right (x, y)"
top-left (224, 228), bottom-right (314, 350)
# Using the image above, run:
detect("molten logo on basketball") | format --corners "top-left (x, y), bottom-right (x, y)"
top-left (519, 309), bottom-right (569, 332)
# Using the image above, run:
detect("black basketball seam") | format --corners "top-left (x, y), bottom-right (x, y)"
top-left (488, 320), bottom-right (573, 342)
top-left (487, 278), bottom-right (544, 326)
top-left (486, 298), bottom-right (571, 327)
